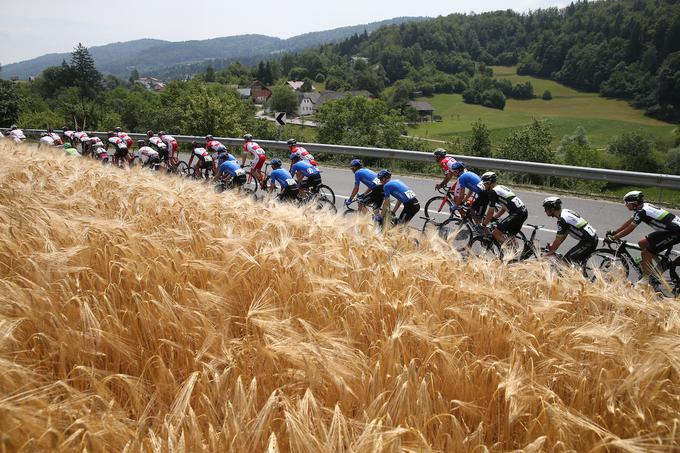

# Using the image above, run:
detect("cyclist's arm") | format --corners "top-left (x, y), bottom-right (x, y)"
top-left (437, 173), bottom-right (453, 189)
top-left (611, 218), bottom-right (635, 240)
top-left (493, 207), bottom-right (507, 220)
top-left (349, 184), bottom-right (360, 201)
top-left (545, 234), bottom-right (567, 255)
top-left (482, 206), bottom-right (495, 226)
top-left (391, 200), bottom-right (402, 216)
top-left (454, 187), bottom-right (472, 207)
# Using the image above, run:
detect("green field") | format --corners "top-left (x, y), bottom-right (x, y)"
top-left (409, 66), bottom-right (677, 148)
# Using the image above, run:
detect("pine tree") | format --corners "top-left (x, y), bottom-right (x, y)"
top-left (70, 43), bottom-right (103, 98)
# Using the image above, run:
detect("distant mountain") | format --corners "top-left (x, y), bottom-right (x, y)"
top-left (1, 17), bottom-right (426, 80)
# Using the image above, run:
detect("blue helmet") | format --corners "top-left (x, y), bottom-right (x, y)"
top-left (290, 152), bottom-right (301, 162)
top-left (350, 158), bottom-right (362, 168)
top-left (377, 169), bottom-right (391, 180)
top-left (449, 161), bottom-right (465, 171)
top-left (271, 158), bottom-right (282, 167)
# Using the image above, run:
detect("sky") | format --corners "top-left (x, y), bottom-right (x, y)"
top-left (0, 0), bottom-right (571, 65)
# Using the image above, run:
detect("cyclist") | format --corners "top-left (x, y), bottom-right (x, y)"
top-left (39, 132), bottom-right (55, 147)
top-left (268, 158), bottom-right (299, 201)
top-left (607, 190), bottom-right (680, 285)
top-left (377, 169), bottom-right (420, 225)
top-left (63, 143), bottom-right (80, 157)
top-left (433, 148), bottom-right (457, 190)
top-left (287, 138), bottom-right (317, 168)
top-left (187, 141), bottom-right (213, 178)
top-left (115, 126), bottom-right (134, 149)
top-left (214, 155), bottom-right (247, 188)
top-left (542, 196), bottom-right (598, 265)
top-left (106, 131), bottom-right (129, 167)
top-left (88, 136), bottom-right (107, 161)
top-left (290, 151), bottom-right (321, 197)
top-left (449, 161), bottom-right (485, 220)
top-left (205, 134), bottom-right (229, 173)
top-left (47, 128), bottom-right (63, 145)
top-left (136, 140), bottom-right (161, 169)
top-left (346, 158), bottom-right (383, 213)
top-left (159, 131), bottom-right (179, 166)
top-left (8, 125), bottom-right (26, 144)
top-left (62, 126), bottom-right (76, 145)
top-left (242, 133), bottom-right (267, 185)
top-left (479, 172), bottom-right (528, 246)
top-left (73, 127), bottom-right (89, 150)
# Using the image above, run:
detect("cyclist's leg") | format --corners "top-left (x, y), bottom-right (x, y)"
top-left (642, 231), bottom-right (680, 278)
top-left (396, 200), bottom-right (420, 225)
top-left (564, 238), bottom-right (598, 266)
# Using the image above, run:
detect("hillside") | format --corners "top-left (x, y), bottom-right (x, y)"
top-left (1, 144), bottom-right (679, 451)
top-left (0, 17), bottom-right (425, 80)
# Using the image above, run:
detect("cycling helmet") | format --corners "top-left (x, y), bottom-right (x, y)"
top-left (107, 131), bottom-right (114, 137)
top-left (158, 131), bottom-right (166, 136)
top-left (243, 133), bottom-right (253, 141)
top-left (76, 127), bottom-right (82, 132)
top-left (63, 143), bottom-right (71, 149)
top-left (377, 169), bottom-right (392, 180)
top-left (47, 127), bottom-right (54, 133)
top-left (290, 152), bottom-right (301, 162)
top-left (542, 196), bottom-right (562, 211)
top-left (349, 158), bottom-right (362, 168)
top-left (434, 148), bottom-right (447, 159)
top-left (287, 138), bottom-right (297, 146)
top-left (624, 190), bottom-right (644, 204)
top-left (449, 161), bottom-right (465, 171)
top-left (40, 132), bottom-right (47, 137)
top-left (114, 127), bottom-right (122, 133)
top-left (146, 130), bottom-right (154, 137)
top-left (205, 135), bottom-right (213, 141)
top-left (191, 140), bottom-right (199, 147)
top-left (271, 158), bottom-right (282, 167)
top-left (481, 171), bottom-right (497, 183)
top-left (10, 125), bottom-right (17, 130)
top-left (137, 140), bottom-right (146, 146)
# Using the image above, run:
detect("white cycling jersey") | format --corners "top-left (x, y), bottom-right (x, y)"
top-left (244, 141), bottom-right (265, 159)
top-left (9, 129), bottom-right (26, 143)
top-left (39, 135), bottom-right (55, 146)
top-left (138, 146), bottom-right (159, 163)
top-left (149, 136), bottom-right (167, 149)
top-left (192, 147), bottom-right (213, 162)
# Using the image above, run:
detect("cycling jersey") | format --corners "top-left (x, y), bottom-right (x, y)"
top-left (219, 153), bottom-right (237, 162)
top-left (383, 180), bottom-right (418, 204)
top-left (160, 135), bottom-right (179, 155)
top-left (556, 209), bottom-right (597, 240)
top-left (291, 160), bottom-right (320, 178)
top-left (89, 137), bottom-right (103, 147)
top-left (65, 147), bottom-right (80, 157)
top-left (632, 203), bottom-right (680, 232)
top-left (74, 131), bottom-right (89, 143)
top-left (291, 146), bottom-right (317, 166)
top-left (48, 132), bottom-right (63, 144)
top-left (218, 160), bottom-right (245, 178)
top-left (138, 146), bottom-right (159, 163)
top-left (456, 171), bottom-right (483, 194)
top-left (107, 136), bottom-right (128, 149)
top-left (148, 136), bottom-right (167, 150)
top-left (39, 135), bottom-right (55, 146)
top-left (63, 130), bottom-right (76, 142)
top-left (116, 132), bottom-right (133, 147)
top-left (206, 140), bottom-right (227, 153)
top-left (192, 147), bottom-right (212, 162)
top-left (439, 156), bottom-right (457, 175)
top-left (270, 168), bottom-right (297, 189)
top-left (354, 168), bottom-right (380, 189)
top-left (487, 185), bottom-right (526, 214)
top-left (243, 141), bottom-right (266, 159)
top-left (9, 129), bottom-right (25, 143)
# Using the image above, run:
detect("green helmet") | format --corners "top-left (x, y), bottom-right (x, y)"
top-left (63, 143), bottom-right (71, 149)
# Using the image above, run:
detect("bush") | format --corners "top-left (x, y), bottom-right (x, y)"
top-left (481, 88), bottom-right (506, 110)
top-left (608, 131), bottom-right (661, 173)
top-left (666, 147), bottom-right (680, 175)
top-left (542, 90), bottom-right (553, 100)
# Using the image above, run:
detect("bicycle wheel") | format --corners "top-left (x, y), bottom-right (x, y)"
top-left (316, 184), bottom-right (335, 204)
top-left (312, 196), bottom-right (337, 213)
top-left (244, 174), bottom-right (260, 195)
top-left (469, 235), bottom-right (502, 259)
top-left (424, 196), bottom-right (453, 219)
top-left (438, 220), bottom-right (472, 251)
top-left (176, 161), bottom-right (191, 178)
top-left (582, 249), bottom-right (630, 282)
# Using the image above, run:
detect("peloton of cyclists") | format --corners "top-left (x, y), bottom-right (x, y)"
top-left (136, 140), bottom-right (161, 169)
top-left (105, 131), bottom-right (130, 167)
top-left (608, 190), bottom-right (680, 285)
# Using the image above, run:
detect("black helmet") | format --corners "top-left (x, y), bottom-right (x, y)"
top-left (481, 171), bottom-right (497, 183)
top-left (146, 130), bottom-right (154, 137)
top-left (158, 131), bottom-right (166, 136)
top-left (287, 138), bottom-right (297, 146)
top-left (542, 196), bottom-right (562, 211)
top-left (137, 140), bottom-right (146, 146)
top-left (191, 140), bottom-right (199, 147)
top-left (271, 158), bottom-right (282, 167)
top-left (114, 127), bottom-right (122, 133)
top-left (47, 127), bottom-right (54, 133)
top-left (624, 190), bottom-right (644, 204)
top-left (434, 148), bottom-right (446, 159)
top-left (205, 135), bottom-right (213, 141)
top-left (243, 133), bottom-right (253, 141)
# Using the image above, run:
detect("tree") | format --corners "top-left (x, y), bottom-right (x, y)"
top-left (70, 43), bottom-right (103, 99)
top-left (466, 120), bottom-right (491, 157)
top-left (129, 69), bottom-right (140, 84)
top-left (316, 95), bottom-right (405, 148)
top-left (481, 88), bottom-right (506, 110)
top-left (666, 147), bottom-right (680, 175)
top-left (0, 80), bottom-right (22, 125)
top-left (270, 84), bottom-right (298, 115)
top-left (205, 66), bottom-right (215, 83)
top-left (608, 131), bottom-right (660, 173)
top-left (300, 78), bottom-right (313, 92)
top-left (497, 120), bottom-right (554, 164)
top-left (542, 90), bottom-right (553, 100)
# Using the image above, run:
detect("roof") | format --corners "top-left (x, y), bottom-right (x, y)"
top-left (407, 101), bottom-right (435, 112)
top-left (287, 80), bottom-right (304, 90)
top-left (299, 92), bottom-right (321, 104)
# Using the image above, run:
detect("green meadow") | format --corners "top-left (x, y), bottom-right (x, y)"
top-left (409, 66), bottom-right (677, 148)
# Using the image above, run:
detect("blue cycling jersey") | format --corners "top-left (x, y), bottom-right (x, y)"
top-left (270, 168), bottom-right (297, 189)
top-left (291, 160), bottom-right (319, 178)
top-left (383, 179), bottom-right (417, 204)
top-left (457, 171), bottom-right (483, 194)
top-left (354, 168), bottom-right (379, 189)
top-left (218, 152), bottom-right (236, 163)
top-left (218, 160), bottom-right (242, 177)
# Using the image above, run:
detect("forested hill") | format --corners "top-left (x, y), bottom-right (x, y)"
top-left (303, 0), bottom-right (679, 121)
top-left (0, 17), bottom-right (425, 81)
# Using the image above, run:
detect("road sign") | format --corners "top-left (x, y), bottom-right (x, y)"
top-left (275, 112), bottom-right (286, 126)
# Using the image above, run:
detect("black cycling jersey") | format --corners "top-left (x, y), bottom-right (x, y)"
top-left (632, 203), bottom-right (680, 232)
top-left (556, 209), bottom-right (598, 240)
top-left (486, 185), bottom-right (526, 214)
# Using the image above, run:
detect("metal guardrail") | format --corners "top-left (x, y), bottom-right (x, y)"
top-left (4, 128), bottom-right (680, 189)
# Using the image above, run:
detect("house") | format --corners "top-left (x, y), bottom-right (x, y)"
top-left (407, 100), bottom-right (435, 122)
top-left (136, 77), bottom-right (166, 91)
top-left (298, 92), bottom-right (321, 116)
top-left (287, 80), bottom-right (304, 91)
top-left (250, 80), bottom-right (272, 103)
top-left (236, 87), bottom-right (251, 99)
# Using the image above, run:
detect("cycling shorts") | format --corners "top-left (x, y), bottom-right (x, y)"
top-left (564, 237), bottom-right (598, 265)
top-left (114, 147), bottom-right (128, 158)
top-left (497, 209), bottom-right (528, 235)
top-left (198, 159), bottom-right (212, 170)
top-left (299, 173), bottom-right (322, 190)
top-left (157, 148), bottom-right (169, 161)
top-left (278, 186), bottom-right (299, 202)
top-left (396, 199), bottom-right (420, 225)
top-left (232, 174), bottom-right (247, 187)
top-left (360, 186), bottom-right (384, 208)
top-left (250, 154), bottom-right (266, 171)
top-left (646, 230), bottom-right (680, 254)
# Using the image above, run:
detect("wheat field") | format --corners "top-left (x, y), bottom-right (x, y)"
top-left (1, 143), bottom-right (679, 452)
